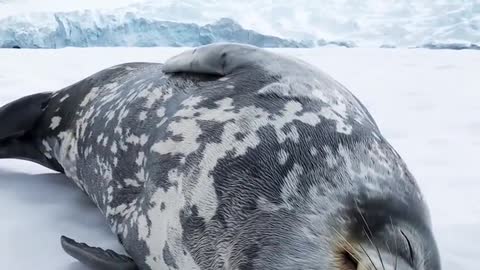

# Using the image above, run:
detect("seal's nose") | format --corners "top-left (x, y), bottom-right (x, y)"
top-left (337, 249), bottom-right (359, 270)
top-left (335, 245), bottom-right (388, 270)
top-left (336, 246), bottom-right (413, 270)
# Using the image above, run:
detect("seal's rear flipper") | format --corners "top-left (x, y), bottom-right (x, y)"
top-left (0, 92), bottom-right (65, 171)
top-left (61, 236), bottom-right (138, 270)
top-left (0, 92), bottom-right (52, 141)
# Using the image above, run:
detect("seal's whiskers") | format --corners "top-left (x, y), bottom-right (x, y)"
top-left (332, 228), bottom-right (361, 263)
top-left (389, 217), bottom-right (399, 270)
top-left (358, 243), bottom-right (378, 270)
top-left (356, 205), bottom-right (385, 270)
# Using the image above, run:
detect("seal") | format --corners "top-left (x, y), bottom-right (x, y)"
top-left (0, 43), bottom-right (440, 270)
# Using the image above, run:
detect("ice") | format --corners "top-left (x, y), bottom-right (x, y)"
top-left (0, 0), bottom-right (479, 48)
top-left (0, 47), bottom-right (479, 269)
top-left (0, 13), bottom-right (307, 49)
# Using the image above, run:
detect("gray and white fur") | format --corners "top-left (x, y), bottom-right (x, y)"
top-left (0, 43), bottom-right (440, 270)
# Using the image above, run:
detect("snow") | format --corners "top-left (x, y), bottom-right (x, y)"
top-left (0, 47), bottom-right (479, 269)
top-left (0, 0), bottom-right (479, 47)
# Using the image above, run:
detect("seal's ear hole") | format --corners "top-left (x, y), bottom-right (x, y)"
top-left (339, 250), bottom-right (359, 270)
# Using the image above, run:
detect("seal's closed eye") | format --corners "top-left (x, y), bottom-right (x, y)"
top-left (401, 230), bottom-right (415, 265)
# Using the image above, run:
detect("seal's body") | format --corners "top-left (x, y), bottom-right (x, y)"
top-left (0, 44), bottom-right (440, 270)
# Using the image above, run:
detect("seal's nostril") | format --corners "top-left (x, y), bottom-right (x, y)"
top-left (339, 250), bottom-right (359, 270)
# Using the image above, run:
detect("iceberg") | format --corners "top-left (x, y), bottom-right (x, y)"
top-left (0, 12), bottom-right (310, 48)
top-left (0, 0), bottom-right (478, 49)
top-left (420, 42), bottom-right (480, 50)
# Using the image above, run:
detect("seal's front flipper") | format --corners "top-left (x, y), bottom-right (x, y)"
top-left (162, 43), bottom-right (304, 76)
top-left (61, 236), bottom-right (138, 270)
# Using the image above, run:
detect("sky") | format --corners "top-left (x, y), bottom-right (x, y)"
top-left (0, 0), bottom-right (141, 17)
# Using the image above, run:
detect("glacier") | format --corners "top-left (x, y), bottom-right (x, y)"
top-left (0, 12), bottom-right (310, 48)
top-left (0, 0), bottom-right (479, 49)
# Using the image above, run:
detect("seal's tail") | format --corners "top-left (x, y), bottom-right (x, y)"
top-left (0, 92), bottom-right (52, 160)
top-left (0, 92), bottom-right (51, 142)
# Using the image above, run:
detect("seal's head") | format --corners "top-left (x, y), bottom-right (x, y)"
top-left (241, 183), bottom-right (441, 270)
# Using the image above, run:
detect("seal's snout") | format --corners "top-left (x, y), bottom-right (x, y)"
top-left (335, 247), bottom-right (359, 270)
top-left (334, 242), bottom-right (380, 270)
top-left (335, 243), bottom-right (409, 270)
top-left (332, 222), bottom-right (440, 270)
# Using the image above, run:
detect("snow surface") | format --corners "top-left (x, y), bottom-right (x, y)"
top-left (0, 0), bottom-right (479, 47)
top-left (0, 47), bottom-right (479, 269)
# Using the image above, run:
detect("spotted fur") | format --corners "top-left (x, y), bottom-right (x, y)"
top-left (28, 44), bottom-right (440, 270)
